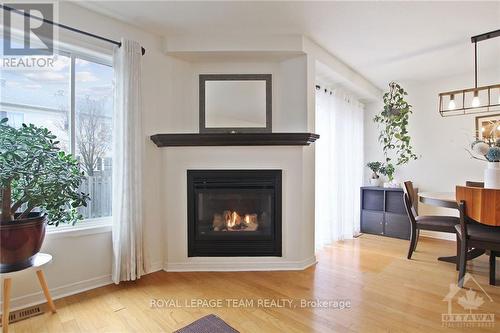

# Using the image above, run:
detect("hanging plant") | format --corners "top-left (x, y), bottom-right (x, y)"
top-left (374, 82), bottom-right (418, 179)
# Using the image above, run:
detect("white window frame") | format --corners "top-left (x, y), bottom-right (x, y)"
top-left (1, 33), bottom-right (114, 234)
top-left (46, 217), bottom-right (112, 237)
top-left (66, 51), bottom-right (113, 154)
top-left (47, 49), bottom-right (113, 231)
top-left (47, 49), bottom-right (113, 232)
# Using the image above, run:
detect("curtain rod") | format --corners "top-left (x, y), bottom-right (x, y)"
top-left (315, 85), bottom-right (333, 95)
top-left (0, 4), bottom-right (146, 56)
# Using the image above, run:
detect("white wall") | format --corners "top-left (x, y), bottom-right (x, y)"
top-left (364, 69), bottom-right (500, 236)
top-left (161, 56), bottom-right (308, 133)
top-left (2, 2), bottom-right (170, 310)
top-left (277, 56), bottom-right (308, 131)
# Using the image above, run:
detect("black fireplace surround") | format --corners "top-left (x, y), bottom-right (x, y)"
top-left (187, 170), bottom-right (282, 257)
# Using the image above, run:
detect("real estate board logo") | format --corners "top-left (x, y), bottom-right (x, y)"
top-left (442, 273), bottom-right (495, 328)
top-left (2, 2), bottom-right (54, 56)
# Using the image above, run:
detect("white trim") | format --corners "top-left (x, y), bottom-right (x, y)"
top-left (148, 260), bottom-right (164, 274)
top-left (0, 274), bottom-right (112, 314)
top-left (70, 54), bottom-right (76, 153)
top-left (48, 216), bottom-right (112, 229)
top-left (303, 37), bottom-right (382, 102)
top-left (164, 256), bottom-right (317, 272)
top-left (0, 261), bottom-right (163, 314)
top-left (46, 219), bottom-right (112, 239)
top-left (53, 33), bottom-right (113, 66)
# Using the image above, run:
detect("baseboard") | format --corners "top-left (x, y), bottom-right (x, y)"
top-left (148, 260), bottom-right (164, 273)
top-left (164, 256), bottom-right (317, 272)
top-left (0, 274), bottom-right (113, 314)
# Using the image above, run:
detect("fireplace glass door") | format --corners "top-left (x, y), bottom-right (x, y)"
top-left (187, 170), bottom-right (282, 257)
top-left (196, 189), bottom-right (273, 237)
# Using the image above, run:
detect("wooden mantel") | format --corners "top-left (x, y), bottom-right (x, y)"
top-left (150, 133), bottom-right (319, 147)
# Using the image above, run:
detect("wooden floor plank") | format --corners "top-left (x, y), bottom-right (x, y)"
top-left (8, 235), bottom-right (500, 332)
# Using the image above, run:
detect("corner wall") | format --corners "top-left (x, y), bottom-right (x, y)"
top-left (158, 54), bottom-right (316, 271)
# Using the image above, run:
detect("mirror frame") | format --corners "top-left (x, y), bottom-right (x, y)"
top-left (199, 74), bottom-right (272, 133)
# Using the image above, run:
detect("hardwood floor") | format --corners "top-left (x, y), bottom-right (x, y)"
top-left (8, 235), bottom-right (500, 332)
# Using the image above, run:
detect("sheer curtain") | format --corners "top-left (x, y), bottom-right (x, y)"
top-left (315, 88), bottom-right (364, 249)
top-left (111, 39), bottom-right (145, 284)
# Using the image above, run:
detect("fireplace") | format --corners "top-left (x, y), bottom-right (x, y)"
top-left (187, 170), bottom-right (282, 257)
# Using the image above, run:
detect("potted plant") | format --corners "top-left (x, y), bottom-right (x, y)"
top-left (367, 161), bottom-right (382, 186)
top-left (469, 139), bottom-right (500, 189)
top-left (379, 163), bottom-right (396, 187)
top-left (0, 118), bottom-right (89, 272)
top-left (373, 82), bottom-right (418, 187)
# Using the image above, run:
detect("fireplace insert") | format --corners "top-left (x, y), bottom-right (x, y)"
top-left (187, 170), bottom-right (282, 257)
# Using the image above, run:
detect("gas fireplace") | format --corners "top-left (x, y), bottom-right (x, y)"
top-left (187, 170), bottom-right (282, 257)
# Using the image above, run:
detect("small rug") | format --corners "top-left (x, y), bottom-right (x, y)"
top-left (174, 314), bottom-right (239, 333)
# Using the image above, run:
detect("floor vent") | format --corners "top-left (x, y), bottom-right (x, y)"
top-left (0, 304), bottom-right (44, 325)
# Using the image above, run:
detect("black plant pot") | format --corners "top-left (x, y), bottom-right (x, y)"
top-left (0, 213), bottom-right (47, 273)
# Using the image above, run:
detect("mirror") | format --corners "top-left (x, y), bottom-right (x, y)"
top-left (199, 74), bottom-right (272, 133)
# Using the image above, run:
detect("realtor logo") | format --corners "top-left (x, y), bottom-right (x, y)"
top-left (2, 3), bottom-right (54, 55)
top-left (442, 273), bottom-right (495, 328)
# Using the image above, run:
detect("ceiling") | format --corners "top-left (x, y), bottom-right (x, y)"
top-left (79, 1), bottom-right (500, 89)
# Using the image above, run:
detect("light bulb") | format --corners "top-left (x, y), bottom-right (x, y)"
top-left (448, 94), bottom-right (456, 109)
top-left (472, 96), bottom-right (480, 107)
top-left (471, 90), bottom-right (480, 108)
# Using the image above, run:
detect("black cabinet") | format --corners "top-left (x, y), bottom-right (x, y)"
top-left (361, 210), bottom-right (383, 235)
top-left (360, 187), bottom-right (410, 240)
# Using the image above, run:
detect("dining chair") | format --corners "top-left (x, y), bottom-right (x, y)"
top-left (456, 201), bottom-right (500, 287)
top-left (402, 181), bottom-right (459, 260)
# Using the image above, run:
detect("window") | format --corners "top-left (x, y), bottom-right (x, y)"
top-left (1, 41), bottom-right (113, 222)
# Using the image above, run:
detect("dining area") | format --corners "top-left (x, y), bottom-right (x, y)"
top-left (404, 181), bottom-right (500, 287)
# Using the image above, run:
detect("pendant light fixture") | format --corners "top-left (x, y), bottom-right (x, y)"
top-left (438, 29), bottom-right (500, 117)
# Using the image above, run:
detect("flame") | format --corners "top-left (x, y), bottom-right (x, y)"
top-left (217, 211), bottom-right (258, 231)
top-left (225, 211), bottom-right (241, 228)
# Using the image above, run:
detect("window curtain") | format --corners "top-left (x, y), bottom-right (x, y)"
top-left (315, 88), bottom-right (364, 249)
top-left (111, 39), bottom-right (145, 284)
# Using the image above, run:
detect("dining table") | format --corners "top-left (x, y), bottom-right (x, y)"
top-left (418, 191), bottom-right (485, 264)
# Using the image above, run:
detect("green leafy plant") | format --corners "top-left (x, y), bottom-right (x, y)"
top-left (379, 163), bottom-right (395, 182)
top-left (366, 161), bottom-right (382, 179)
top-left (374, 82), bottom-right (418, 179)
top-left (0, 118), bottom-right (89, 225)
